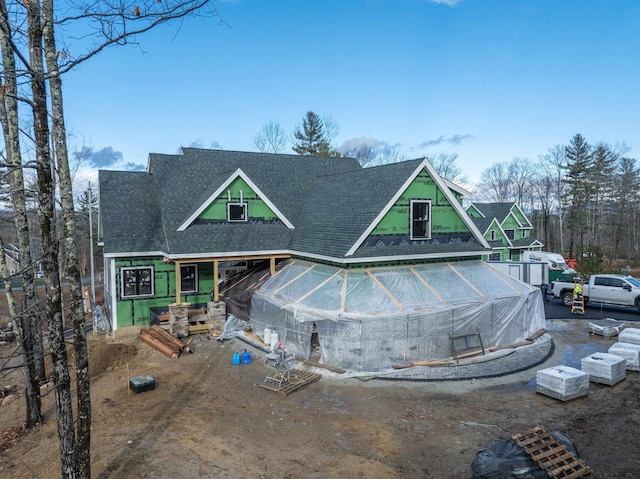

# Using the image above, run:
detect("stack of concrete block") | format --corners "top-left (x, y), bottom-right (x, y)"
top-left (588, 318), bottom-right (626, 337)
top-left (608, 342), bottom-right (640, 371)
top-left (207, 301), bottom-right (227, 334)
top-left (169, 302), bottom-right (190, 338)
top-left (581, 352), bottom-right (626, 386)
top-left (536, 365), bottom-right (589, 401)
top-left (619, 328), bottom-right (640, 345)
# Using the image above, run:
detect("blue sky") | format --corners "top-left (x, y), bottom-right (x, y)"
top-left (62, 0), bottom-right (640, 187)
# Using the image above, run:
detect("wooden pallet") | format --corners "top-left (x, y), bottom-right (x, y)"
top-left (259, 369), bottom-right (322, 396)
top-left (512, 425), bottom-right (592, 478)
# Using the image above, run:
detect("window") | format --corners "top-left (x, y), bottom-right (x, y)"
top-left (227, 202), bottom-right (247, 222)
top-left (180, 264), bottom-right (198, 293)
top-left (121, 266), bottom-right (154, 298)
top-left (610, 278), bottom-right (625, 288)
top-left (410, 200), bottom-right (431, 240)
top-left (488, 252), bottom-right (501, 261)
top-left (594, 277), bottom-right (609, 286)
top-left (504, 229), bottom-right (515, 240)
top-left (490, 230), bottom-right (496, 240)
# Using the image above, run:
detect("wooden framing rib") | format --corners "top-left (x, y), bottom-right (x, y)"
top-left (409, 266), bottom-right (447, 305)
top-left (447, 263), bottom-right (487, 299)
top-left (274, 263), bottom-right (316, 294)
top-left (366, 269), bottom-right (403, 310)
top-left (339, 270), bottom-right (348, 316)
top-left (295, 270), bottom-right (343, 304)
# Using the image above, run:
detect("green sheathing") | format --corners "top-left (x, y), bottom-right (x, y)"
top-left (510, 207), bottom-right (530, 232)
top-left (466, 205), bottom-right (483, 219)
top-left (198, 177), bottom-right (278, 221)
top-left (372, 169), bottom-right (471, 236)
top-left (114, 256), bottom-right (215, 328)
top-left (484, 219), bottom-right (510, 261)
top-left (500, 213), bottom-right (522, 236)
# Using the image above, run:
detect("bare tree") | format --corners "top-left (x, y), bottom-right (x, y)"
top-left (0, 0), bottom-right (44, 429)
top-left (476, 162), bottom-right (513, 202)
top-left (429, 152), bottom-right (468, 183)
top-left (539, 145), bottom-right (569, 254)
top-left (253, 120), bottom-right (287, 153)
top-left (0, 1), bottom-right (218, 477)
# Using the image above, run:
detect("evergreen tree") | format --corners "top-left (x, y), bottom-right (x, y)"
top-left (563, 133), bottom-right (594, 257)
top-left (292, 111), bottom-right (339, 156)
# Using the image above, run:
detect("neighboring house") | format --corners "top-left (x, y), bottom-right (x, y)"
top-left (465, 202), bottom-right (543, 261)
top-left (98, 148), bottom-right (493, 333)
top-left (3, 243), bottom-right (44, 278)
top-left (4, 243), bottom-right (21, 276)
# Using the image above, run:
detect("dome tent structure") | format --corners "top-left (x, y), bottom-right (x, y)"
top-left (249, 259), bottom-right (546, 372)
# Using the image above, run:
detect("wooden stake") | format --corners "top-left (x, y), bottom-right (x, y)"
top-left (127, 363), bottom-right (130, 396)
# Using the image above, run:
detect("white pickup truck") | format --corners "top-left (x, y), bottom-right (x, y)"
top-left (550, 274), bottom-right (640, 312)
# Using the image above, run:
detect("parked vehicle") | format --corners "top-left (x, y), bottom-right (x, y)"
top-left (487, 260), bottom-right (549, 290)
top-left (550, 274), bottom-right (640, 313)
top-left (521, 251), bottom-right (576, 283)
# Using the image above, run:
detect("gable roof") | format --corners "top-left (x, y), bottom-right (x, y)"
top-left (99, 149), bottom-right (490, 264)
top-left (176, 168), bottom-right (295, 231)
top-left (470, 202), bottom-right (533, 229)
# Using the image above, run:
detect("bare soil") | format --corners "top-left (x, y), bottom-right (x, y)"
top-left (0, 320), bottom-right (639, 479)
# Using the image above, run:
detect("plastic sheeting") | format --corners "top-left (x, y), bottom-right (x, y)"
top-left (249, 259), bottom-right (546, 372)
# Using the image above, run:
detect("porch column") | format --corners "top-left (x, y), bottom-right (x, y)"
top-left (175, 260), bottom-right (181, 304)
top-left (270, 257), bottom-right (275, 276)
top-left (212, 260), bottom-right (219, 301)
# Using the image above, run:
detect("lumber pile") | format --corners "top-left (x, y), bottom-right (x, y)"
top-left (138, 325), bottom-right (187, 359)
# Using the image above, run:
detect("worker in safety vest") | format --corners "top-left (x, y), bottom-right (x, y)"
top-left (573, 282), bottom-right (583, 299)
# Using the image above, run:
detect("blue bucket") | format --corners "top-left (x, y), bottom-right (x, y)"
top-left (232, 351), bottom-right (241, 365)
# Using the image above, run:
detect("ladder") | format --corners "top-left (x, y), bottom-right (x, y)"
top-left (571, 280), bottom-right (584, 315)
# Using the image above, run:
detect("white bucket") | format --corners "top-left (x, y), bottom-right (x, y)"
top-left (263, 327), bottom-right (272, 345)
top-left (270, 332), bottom-right (279, 350)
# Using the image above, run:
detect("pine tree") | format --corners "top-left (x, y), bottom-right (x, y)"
top-left (563, 133), bottom-right (594, 257)
top-left (292, 111), bottom-right (339, 156)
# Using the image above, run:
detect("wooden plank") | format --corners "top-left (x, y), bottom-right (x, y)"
top-left (188, 324), bottom-right (212, 334)
top-left (259, 369), bottom-right (322, 396)
top-left (295, 357), bottom-right (346, 374)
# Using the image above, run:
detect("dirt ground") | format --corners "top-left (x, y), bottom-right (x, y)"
top-left (1, 319), bottom-right (639, 479)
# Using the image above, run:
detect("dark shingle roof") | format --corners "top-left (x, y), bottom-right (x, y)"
top-left (99, 150), bottom-right (488, 261)
top-left (99, 170), bottom-right (167, 253)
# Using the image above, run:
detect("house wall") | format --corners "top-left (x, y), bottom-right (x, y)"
top-left (372, 170), bottom-right (471, 236)
top-left (198, 177), bottom-right (278, 221)
top-left (113, 256), bottom-right (215, 329)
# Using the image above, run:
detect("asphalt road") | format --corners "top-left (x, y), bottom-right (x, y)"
top-left (544, 294), bottom-right (640, 321)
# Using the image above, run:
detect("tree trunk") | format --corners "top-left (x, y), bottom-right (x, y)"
top-left (43, 1), bottom-right (91, 476)
top-left (0, 0), bottom-right (44, 427)
top-left (27, 1), bottom-right (78, 476)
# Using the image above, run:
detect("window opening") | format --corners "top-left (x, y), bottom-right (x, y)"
top-left (227, 202), bottom-right (247, 222)
top-left (121, 266), bottom-right (154, 298)
top-left (181, 264), bottom-right (198, 293)
top-left (504, 229), bottom-right (515, 240)
top-left (410, 200), bottom-right (431, 240)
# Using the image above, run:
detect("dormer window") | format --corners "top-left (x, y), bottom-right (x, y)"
top-left (410, 200), bottom-right (431, 240)
top-left (227, 202), bottom-right (247, 222)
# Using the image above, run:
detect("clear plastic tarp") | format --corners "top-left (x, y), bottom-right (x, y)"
top-left (249, 259), bottom-right (546, 372)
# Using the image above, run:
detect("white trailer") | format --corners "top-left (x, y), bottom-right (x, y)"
top-left (520, 251), bottom-right (575, 275)
top-left (487, 260), bottom-right (549, 289)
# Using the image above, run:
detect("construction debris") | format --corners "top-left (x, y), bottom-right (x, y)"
top-left (512, 425), bottom-right (592, 478)
top-left (138, 325), bottom-right (189, 359)
top-left (259, 369), bottom-right (322, 396)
